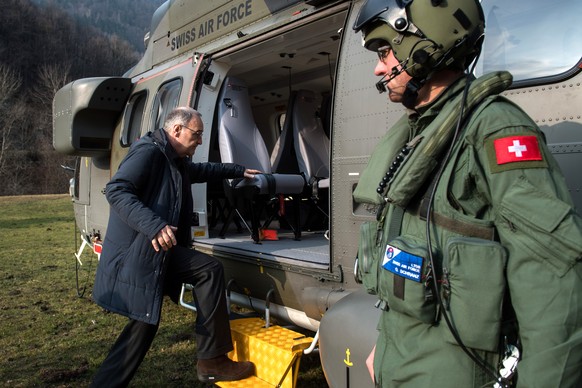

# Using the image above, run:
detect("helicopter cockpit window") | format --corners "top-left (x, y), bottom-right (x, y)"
top-left (476, 0), bottom-right (582, 83)
top-left (151, 78), bottom-right (182, 132)
top-left (120, 91), bottom-right (147, 147)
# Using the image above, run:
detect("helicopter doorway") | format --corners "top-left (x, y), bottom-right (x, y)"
top-left (193, 6), bottom-right (349, 269)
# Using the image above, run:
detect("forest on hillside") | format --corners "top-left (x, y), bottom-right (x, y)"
top-left (0, 0), bottom-right (155, 195)
top-left (30, 0), bottom-right (164, 52)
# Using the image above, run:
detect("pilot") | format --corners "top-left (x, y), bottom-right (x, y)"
top-left (352, 0), bottom-right (582, 387)
top-left (91, 107), bottom-right (259, 386)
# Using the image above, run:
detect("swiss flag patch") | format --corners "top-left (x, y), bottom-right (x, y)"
top-left (493, 135), bottom-right (543, 165)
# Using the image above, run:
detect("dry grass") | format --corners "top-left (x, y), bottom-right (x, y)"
top-left (0, 195), bottom-right (325, 387)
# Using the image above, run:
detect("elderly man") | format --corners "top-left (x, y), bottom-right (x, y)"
top-left (91, 107), bottom-right (259, 386)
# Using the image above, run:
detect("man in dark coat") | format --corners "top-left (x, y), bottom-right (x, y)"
top-left (91, 107), bottom-right (259, 386)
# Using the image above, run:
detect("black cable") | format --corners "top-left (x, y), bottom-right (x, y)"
top-left (74, 225), bottom-right (93, 298)
top-left (326, 52), bottom-right (333, 88)
top-left (74, 223), bottom-right (84, 297)
top-left (424, 56), bottom-right (509, 386)
top-left (230, 280), bottom-right (257, 315)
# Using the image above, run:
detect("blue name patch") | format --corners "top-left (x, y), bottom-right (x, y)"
top-left (382, 244), bottom-right (423, 282)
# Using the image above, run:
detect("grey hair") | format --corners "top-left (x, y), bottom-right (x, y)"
top-left (163, 107), bottom-right (202, 131)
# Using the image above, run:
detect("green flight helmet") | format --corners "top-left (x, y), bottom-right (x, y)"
top-left (353, 0), bottom-right (485, 79)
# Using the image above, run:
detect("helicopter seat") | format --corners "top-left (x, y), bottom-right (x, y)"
top-left (293, 89), bottom-right (330, 193)
top-left (271, 90), bottom-right (330, 231)
top-left (292, 90), bottom-right (330, 231)
top-left (217, 77), bottom-right (305, 243)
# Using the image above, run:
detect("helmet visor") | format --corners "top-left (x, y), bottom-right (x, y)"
top-left (353, 0), bottom-right (415, 33)
top-left (353, 0), bottom-right (421, 51)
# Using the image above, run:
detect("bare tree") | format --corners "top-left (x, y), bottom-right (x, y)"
top-left (0, 64), bottom-right (21, 106)
top-left (0, 64), bottom-right (23, 175)
top-left (0, 1), bottom-right (146, 195)
top-left (33, 62), bottom-right (72, 111)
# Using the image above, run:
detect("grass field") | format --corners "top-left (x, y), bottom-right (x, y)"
top-left (0, 195), bottom-right (325, 387)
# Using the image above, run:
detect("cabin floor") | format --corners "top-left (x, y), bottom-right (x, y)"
top-left (194, 208), bottom-right (330, 269)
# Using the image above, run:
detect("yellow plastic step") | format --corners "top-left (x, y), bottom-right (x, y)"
top-left (215, 375), bottom-right (272, 388)
top-left (216, 317), bottom-right (314, 388)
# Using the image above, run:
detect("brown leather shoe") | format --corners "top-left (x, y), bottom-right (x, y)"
top-left (197, 355), bottom-right (254, 383)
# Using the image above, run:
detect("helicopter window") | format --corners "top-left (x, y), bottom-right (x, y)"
top-left (476, 0), bottom-right (582, 82)
top-left (120, 91), bottom-right (148, 147)
top-left (151, 78), bottom-right (182, 131)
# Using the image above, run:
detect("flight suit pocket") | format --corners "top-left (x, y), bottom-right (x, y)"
top-left (357, 220), bottom-right (382, 295)
top-left (378, 236), bottom-right (437, 324)
top-left (443, 237), bottom-right (507, 352)
top-left (499, 175), bottom-right (579, 277)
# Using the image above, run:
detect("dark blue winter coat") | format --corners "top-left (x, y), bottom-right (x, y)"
top-left (93, 128), bottom-right (245, 325)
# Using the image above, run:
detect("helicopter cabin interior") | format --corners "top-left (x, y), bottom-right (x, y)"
top-left (190, 8), bottom-right (349, 269)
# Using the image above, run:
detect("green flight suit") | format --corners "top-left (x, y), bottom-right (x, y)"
top-left (354, 72), bottom-right (582, 387)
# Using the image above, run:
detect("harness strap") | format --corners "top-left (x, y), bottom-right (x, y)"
top-left (430, 212), bottom-right (495, 240)
top-left (388, 206), bottom-right (406, 300)
top-left (264, 173), bottom-right (276, 197)
top-left (418, 177), bottom-right (496, 240)
top-left (309, 176), bottom-right (319, 199)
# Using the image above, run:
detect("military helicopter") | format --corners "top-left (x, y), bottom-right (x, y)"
top-left (52, 0), bottom-right (582, 386)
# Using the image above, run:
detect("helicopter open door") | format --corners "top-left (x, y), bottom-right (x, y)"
top-left (187, 56), bottom-right (233, 239)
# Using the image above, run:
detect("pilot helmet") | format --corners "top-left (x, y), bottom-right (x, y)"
top-left (353, 0), bottom-right (485, 79)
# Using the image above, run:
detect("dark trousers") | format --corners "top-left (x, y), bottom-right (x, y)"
top-left (91, 246), bottom-right (233, 388)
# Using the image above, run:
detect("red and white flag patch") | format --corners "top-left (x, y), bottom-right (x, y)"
top-left (493, 135), bottom-right (543, 165)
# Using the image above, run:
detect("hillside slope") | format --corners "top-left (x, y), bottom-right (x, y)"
top-left (31, 0), bottom-right (165, 52)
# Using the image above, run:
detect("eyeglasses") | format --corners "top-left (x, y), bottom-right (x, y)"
top-left (181, 125), bottom-right (203, 138)
top-left (376, 46), bottom-right (392, 62)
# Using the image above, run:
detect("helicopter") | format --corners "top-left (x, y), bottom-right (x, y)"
top-left (52, 0), bottom-right (582, 386)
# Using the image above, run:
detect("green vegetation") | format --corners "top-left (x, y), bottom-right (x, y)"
top-left (0, 195), bottom-right (325, 387)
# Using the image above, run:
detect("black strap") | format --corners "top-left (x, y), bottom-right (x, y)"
top-left (264, 173), bottom-right (276, 197)
top-left (388, 206), bottom-right (406, 300)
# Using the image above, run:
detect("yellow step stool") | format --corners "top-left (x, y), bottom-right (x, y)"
top-left (216, 317), bottom-right (314, 388)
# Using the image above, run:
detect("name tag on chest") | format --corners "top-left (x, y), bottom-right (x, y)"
top-left (382, 244), bottom-right (423, 282)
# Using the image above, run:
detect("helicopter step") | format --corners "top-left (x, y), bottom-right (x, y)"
top-left (179, 284), bottom-right (317, 387)
top-left (216, 317), bottom-right (314, 388)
